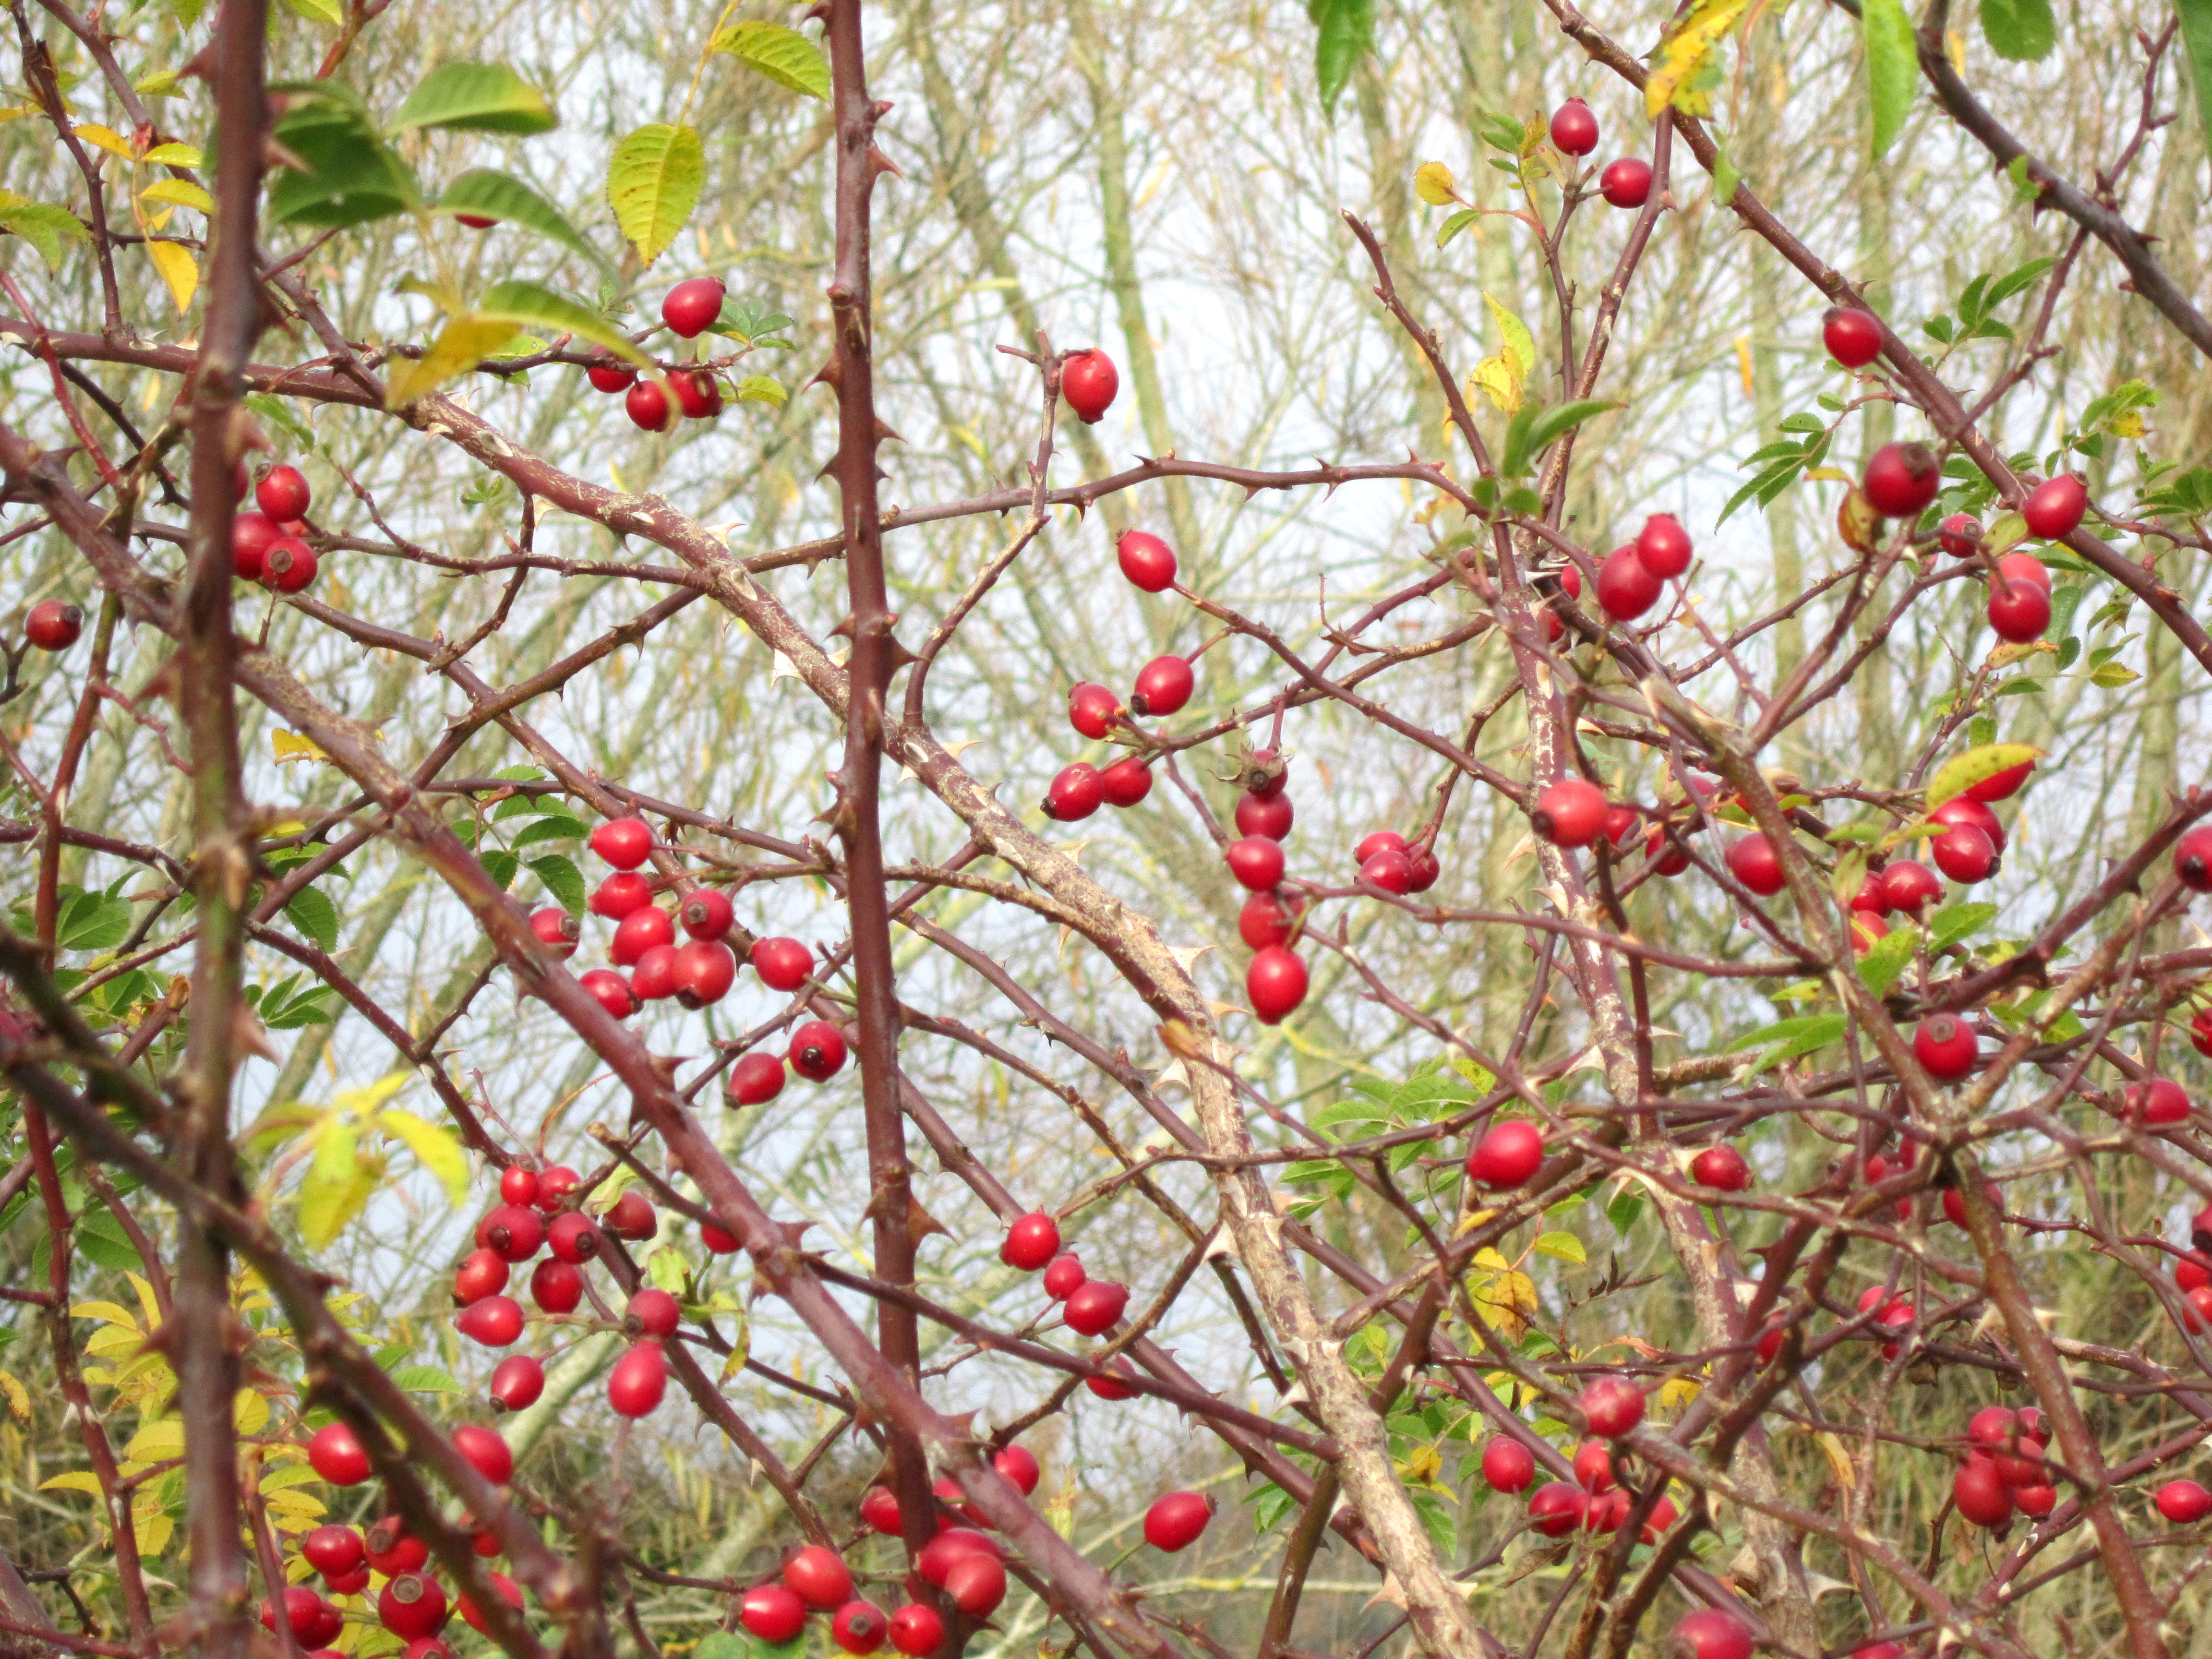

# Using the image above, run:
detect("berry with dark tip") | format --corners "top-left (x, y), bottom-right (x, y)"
top-left (728, 1051), bottom-right (786, 1105)
top-left (1862, 441), bottom-right (1941, 517)
top-left (791, 1020), bottom-right (848, 1080)
top-left (1130, 654), bottom-right (1194, 717)
top-left (1044, 762), bottom-right (1106, 821)
top-left (25, 601), bottom-right (82, 651)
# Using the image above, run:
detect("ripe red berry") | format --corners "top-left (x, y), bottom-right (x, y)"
top-left (1117, 529), bottom-right (1177, 590)
top-left (1549, 97), bottom-right (1598, 155)
top-left (1691, 1143), bottom-right (1751, 1191)
top-left (832, 1601), bottom-right (888, 1654)
top-left (1966, 1406), bottom-right (2018, 1449)
top-left (1599, 156), bottom-right (1651, 207)
top-left (454, 1249), bottom-right (509, 1304)
top-left (678, 889), bottom-right (733, 940)
top-left (1143, 1491), bottom-right (1214, 1551)
top-left (233, 513), bottom-right (279, 579)
top-left (700, 1220), bottom-right (739, 1253)
top-left (673, 940), bottom-right (737, 1008)
top-left (1528, 1482), bottom-right (1587, 1536)
top-left (1862, 441), bottom-right (1942, 518)
top-left (1642, 1495), bottom-right (1679, 1543)
top-left (481, 1204), bottom-right (545, 1262)
top-left (728, 1050), bottom-right (787, 1106)
top-left (2179, 1254), bottom-right (2211, 1292)
top-left (1100, 757), bottom-right (1154, 807)
top-left (262, 537), bottom-right (318, 593)
top-left (1247, 945), bottom-right (1308, 1024)
top-left (457, 1572), bottom-right (522, 1636)
top-left (365, 1517), bottom-right (427, 1577)
top-left (24, 600), bottom-right (83, 651)
top-left (1987, 574), bottom-right (2051, 643)
top-left (1991, 1433), bottom-right (2045, 1487)
top-left (631, 948), bottom-right (677, 1002)
top-left (2175, 826), bottom-right (2212, 891)
top-left (1044, 762), bottom-right (1106, 821)
top-left (1466, 1120), bottom-right (1543, 1189)
top-left (1938, 512), bottom-right (1983, 557)
top-left (1130, 654), bottom-right (1194, 717)
top-left (1823, 307), bottom-right (1883, 368)
top-left (1645, 823), bottom-right (1690, 876)
top-left (1850, 913), bottom-right (1889, 954)
top-left (1572, 1439), bottom-right (1614, 1491)
top-left (607, 1340), bottom-right (667, 1418)
top-left (1067, 681), bottom-right (1121, 739)
top-left (1670, 1608), bottom-right (1753, 1659)
top-left (1064, 1278), bottom-right (1129, 1335)
top-left (589, 817), bottom-right (653, 869)
top-left (1061, 350), bottom-right (1118, 423)
top-left (889, 1603), bottom-right (943, 1657)
top-left (2022, 473), bottom-right (2088, 539)
top-left (1226, 835), bottom-right (1286, 890)
top-left (452, 1423), bottom-right (513, 1486)
top-left (377, 1574), bottom-right (448, 1640)
top-left (2124, 1077), bottom-right (2191, 1126)
top-left (489, 1355), bottom-right (544, 1412)
top-left (499, 1165), bottom-right (539, 1207)
top-left (603, 1190), bottom-right (656, 1240)
top-left (943, 1551), bottom-right (1007, 1616)
top-left (586, 356), bottom-right (637, 394)
top-left (1726, 833), bottom-right (1787, 897)
top-left (750, 936), bottom-right (813, 991)
top-left (1580, 1376), bottom-right (1644, 1439)
top-left (1954, 1456), bottom-right (2014, 1527)
top-left (1600, 806), bottom-right (1637, 847)
top-left (1932, 823), bottom-right (1997, 884)
top-left (1043, 1253), bottom-right (1086, 1300)
top-left (791, 1019), bottom-right (848, 1081)
top-left (994, 1443), bottom-right (1041, 1494)
top-left (661, 276), bottom-right (726, 339)
top-left (670, 367), bottom-right (723, 420)
top-left (1587, 1488), bottom-right (1631, 1533)
top-left (1239, 891), bottom-right (1298, 949)
top-left (1996, 550), bottom-right (2051, 593)
top-left (257, 464), bottom-right (312, 521)
top-left (1533, 779), bottom-right (1609, 848)
top-left (917, 1528), bottom-right (999, 1585)
top-left (1595, 545), bottom-right (1662, 619)
top-left (1087, 1360), bottom-right (1140, 1399)
top-left (1480, 1437), bottom-right (1535, 1492)
top-left (859, 1486), bottom-right (902, 1534)
top-left (2184, 1285), bottom-right (2212, 1333)
top-left (574, 968), bottom-right (634, 1019)
top-left (627, 1287), bottom-right (681, 1339)
top-left (2157, 1478), bottom-right (2212, 1523)
top-left (1880, 859), bottom-right (1942, 914)
top-left (589, 873), bottom-right (653, 920)
top-left (625, 380), bottom-right (674, 432)
top-left (304, 1525), bottom-right (366, 1576)
top-left (1360, 849), bottom-right (1415, 892)
top-left (1930, 795), bottom-right (2006, 853)
top-left (456, 1294), bottom-right (524, 1347)
top-left (533, 1166), bottom-right (579, 1213)
top-left (610, 906), bottom-right (673, 968)
top-left (1635, 513), bottom-right (1692, 578)
top-left (740, 1584), bottom-right (807, 1645)
top-left (529, 1257), bottom-right (582, 1314)
top-left (1914, 1014), bottom-right (1978, 1081)
top-left (1355, 830), bottom-right (1407, 863)
top-left (781, 1544), bottom-right (851, 1609)
top-left (308, 1421), bottom-right (373, 1487)
top-left (1001, 1211), bottom-right (1060, 1271)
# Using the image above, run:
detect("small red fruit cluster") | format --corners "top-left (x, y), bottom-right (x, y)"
top-left (1548, 97), bottom-right (1650, 209)
top-left (1589, 514), bottom-right (1693, 624)
top-left (1954, 1403), bottom-right (2056, 1527)
top-left (233, 462), bottom-right (321, 592)
top-left (574, 276), bottom-right (733, 430)
top-left (556, 816), bottom-right (742, 1019)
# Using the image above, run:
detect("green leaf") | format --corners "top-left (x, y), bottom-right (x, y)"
top-left (274, 0), bottom-right (340, 23)
top-left (282, 886), bottom-right (339, 952)
top-left (1928, 902), bottom-right (1997, 952)
top-left (376, 1107), bottom-right (468, 1207)
top-left (1500, 400), bottom-right (1542, 478)
top-left (1728, 1013), bottom-right (1847, 1073)
top-left (481, 849), bottom-right (519, 890)
top-left (646, 1247), bottom-right (688, 1293)
top-left (1861, 0), bottom-right (1917, 156)
top-left (526, 854), bottom-right (586, 915)
top-left (0, 194), bottom-right (89, 273)
top-left (734, 374), bottom-right (786, 408)
top-left (1533, 1230), bottom-right (1586, 1264)
top-left (76, 1209), bottom-right (144, 1273)
top-left (606, 122), bottom-right (703, 268)
top-left (708, 22), bottom-right (830, 99)
top-left (1523, 398), bottom-right (1620, 460)
top-left (1856, 924), bottom-right (1918, 996)
top-left (266, 94), bottom-right (418, 227)
top-left (1436, 207), bottom-right (1480, 249)
top-left (511, 811), bottom-right (585, 847)
top-left (435, 169), bottom-right (608, 270)
top-left (385, 1365), bottom-right (463, 1393)
top-left (475, 280), bottom-right (647, 364)
top-left (1925, 742), bottom-right (2042, 809)
top-left (1981, 0), bottom-right (2056, 60)
top-left (297, 1117), bottom-right (379, 1249)
top-left (1309, 0), bottom-right (1373, 116)
top-left (1604, 1190), bottom-right (1643, 1234)
top-left (56, 888), bottom-right (132, 952)
top-left (388, 62), bottom-right (555, 135)
top-left (1985, 256), bottom-right (2056, 309)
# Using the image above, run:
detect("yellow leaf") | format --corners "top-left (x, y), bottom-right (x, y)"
top-left (263, 1487), bottom-right (328, 1518)
top-left (1413, 160), bottom-right (1457, 205)
top-left (72, 122), bottom-right (135, 159)
top-left (272, 729), bottom-right (328, 765)
top-left (262, 1461), bottom-right (325, 1491)
top-left (1658, 1374), bottom-right (1704, 1409)
top-left (1469, 356), bottom-right (1520, 414)
top-left (375, 1107), bottom-right (468, 1207)
top-left (233, 1388), bottom-right (270, 1434)
top-left (1815, 1429), bottom-right (1855, 1491)
top-left (331, 1071), bottom-right (413, 1118)
top-left (146, 241), bottom-right (196, 314)
top-left (384, 312), bottom-right (523, 410)
top-left (1467, 1262), bottom-right (1539, 1340)
top-left (298, 1117), bottom-right (380, 1250)
top-left (734, 374), bottom-right (785, 408)
top-left (86, 1324), bottom-right (144, 1358)
top-left (1533, 1230), bottom-right (1586, 1265)
top-left (0, 1371), bottom-right (29, 1420)
top-left (127, 1273), bottom-right (163, 1334)
top-left (132, 1507), bottom-right (174, 1557)
top-left (70, 1300), bottom-right (140, 1329)
top-left (126, 1417), bottom-right (184, 1463)
top-left (1733, 335), bottom-right (1754, 397)
top-left (143, 141), bottom-right (204, 165)
top-left (1481, 290), bottom-right (1535, 379)
top-left (140, 178), bottom-right (213, 213)
top-left (1645, 0), bottom-right (1752, 117)
top-left (40, 1470), bottom-right (107, 1495)
top-left (2109, 408), bottom-right (2149, 439)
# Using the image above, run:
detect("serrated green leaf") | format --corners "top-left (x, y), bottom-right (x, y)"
top-left (1862, 0), bottom-right (1917, 156)
top-left (282, 886), bottom-right (339, 952)
top-left (0, 196), bottom-right (89, 274)
top-left (2177, 0), bottom-right (2212, 161)
top-left (477, 280), bottom-right (645, 364)
top-left (734, 374), bottom-right (786, 408)
top-left (708, 22), bottom-right (830, 99)
top-left (56, 889), bottom-right (132, 952)
top-left (1981, 0), bottom-right (2055, 60)
top-left (526, 854), bottom-right (586, 914)
top-left (388, 62), bottom-right (555, 135)
top-left (606, 122), bottom-right (702, 268)
top-left (436, 169), bottom-right (608, 270)
top-left (1533, 1230), bottom-right (1586, 1264)
top-left (1856, 924), bottom-right (1918, 996)
top-left (1310, 0), bottom-right (1373, 116)
top-left (266, 96), bottom-right (417, 227)
top-left (375, 1108), bottom-right (467, 1207)
top-left (385, 1365), bottom-right (463, 1393)
top-left (511, 812), bottom-right (585, 848)
top-left (1928, 902), bottom-right (1997, 951)
top-left (76, 1209), bottom-right (144, 1272)
top-left (1605, 1190), bottom-right (1643, 1234)
top-left (481, 849), bottom-right (519, 890)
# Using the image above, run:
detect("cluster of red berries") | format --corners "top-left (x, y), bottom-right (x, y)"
top-left (1953, 1403), bottom-right (2057, 1527)
top-left (1479, 1379), bottom-right (1678, 1540)
top-left (579, 276), bottom-right (729, 431)
top-left (232, 462), bottom-right (320, 593)
top-left (1588, 514), bottom-right (1693, 624)
top-left (1546, 99), bottom-right (1651, 211)
top-left (1223, 753), bottom-right (1310, 1025)
top-left (998, 1208), bottom-right (1136, 1348)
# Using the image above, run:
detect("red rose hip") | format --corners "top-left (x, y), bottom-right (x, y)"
top-left (1142, 1491), bottom-right (1213, 1551)
top-left (1117, 529), bottom-right (1177, 591)
top-left (1823, 307), bottom-right (1883, 368)
top-left (1061, 349), bottom-right (1118, 423)
top-left (1467, 1120), bottom-right (1542, 1189)
top-left (1549, 98), bottom-right (1598, 156)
